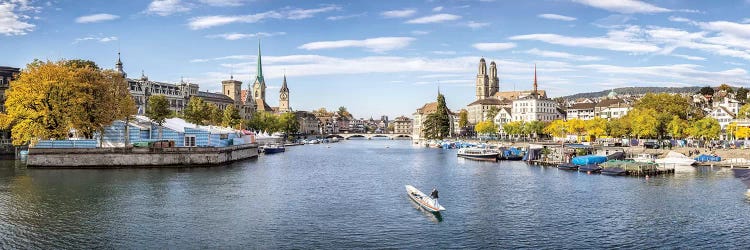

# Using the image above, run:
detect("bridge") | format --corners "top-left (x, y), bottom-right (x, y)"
top-left (326, 133), bottom-right (412, 140)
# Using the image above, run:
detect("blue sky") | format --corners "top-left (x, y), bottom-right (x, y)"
top-left (2, 0), bottom-right (750, 118)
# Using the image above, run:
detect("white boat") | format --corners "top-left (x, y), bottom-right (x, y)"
top-left (405, 185), bottom-right (445, 212)
top-left (631, 153), bottom-right (656, 163)
top-left (655, 151), bottom-right (696, 166)
top-left (457, 148), bottom-right (499, 162)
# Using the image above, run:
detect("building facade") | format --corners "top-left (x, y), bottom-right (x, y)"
top-left (510, 66), bottom-right (562, 122)
top-left (392, 116), bottom-right (413, 134)
top-left (295, 111), bottom-right (319, 135)
top-left (0, 66), bottom-right (20, 114)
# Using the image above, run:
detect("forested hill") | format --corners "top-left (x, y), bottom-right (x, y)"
top-left (560, 86), bottom-right (702, 100)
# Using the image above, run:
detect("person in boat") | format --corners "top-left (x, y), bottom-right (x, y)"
top-left (430, 187), bottom-right (439, 207)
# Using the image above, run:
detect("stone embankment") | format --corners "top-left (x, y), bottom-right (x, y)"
top-left (26, 144), bottom-right (259, 168)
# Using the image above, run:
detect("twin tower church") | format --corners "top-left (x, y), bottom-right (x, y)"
top-left (116, 42), bottom-right (291, 121)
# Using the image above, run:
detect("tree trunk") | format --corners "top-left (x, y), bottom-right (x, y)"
top-left (159, 125), bottom-right (163, 139)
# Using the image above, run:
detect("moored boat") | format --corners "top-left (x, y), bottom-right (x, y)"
top-left (405, 185), bottom-right (445, 212)
top-left (263, 144), bottom-right (286, 154)
top-left (578, 164), bottom-right (602, 173)
top-left (655, 151), bottom-right (696, 166)
top-left (457, 148), bottom-right (499, 162)
top-left (601, 167), bottom-right (627, 176)
top-left (557, 163), bottom-right (578, 170)
top-left (631, 153), bottom-right (656, 163)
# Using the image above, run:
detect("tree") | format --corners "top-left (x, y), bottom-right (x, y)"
top-left (634, 93), bottom-right (701, 138)
top-left (0, 60), bottom-right (134, 146)
top-left (206, 103), bottom-right (223, 125)
top-left (737, 87), bottom-right (748, 102)
top-left (474, 120), bottom-right (498, 136)
top-left (719, 83), bottom-right (734, 93)
top-left (422, 93), bottom-right (451, 139)
top-left (585, 118), bottom-right (607, 141)
top-left (458, 109), bottom-right (468, 128)
top-left (485, 106), bottom-right (500, 121)
top-left (222, 105), bottom-right (242, 128)
top-left (688, 117), bottom-right (721, 140)
top-left (183, 97), bottom-right (209, 125)
top-left (145, 95), bottom-right (171, 139)
top-left (337, 106), bottom-right (352, 120)
top-left (736, 127), bottom-right (750, 140)
top-left (278, 112), bottom-right (299, 140)
top-left (503, 121), bottom-right (524, 139)
top-left (567, 119), bottom-right (586, 142)
top-left (606, 118), bottom-right (631, 138)
top-left (738, 103), bottom-right (750, 119)
top-left (629, 108), bottom-right (659, 139)
top-left (247, 111), bottom-right (280, 133)
top-left (543, 120), bottom-right (568, 138)
top-left (667, 116), bottom-right (688, 139)
top-left (524, 120), bottom-right (546, 140)
top-left (699, 86), bottom-right (715, 96)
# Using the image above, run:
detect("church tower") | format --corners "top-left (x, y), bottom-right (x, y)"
top-left (252, 40), bottom-right (267, 106)
top-left (476, 58), bottom-right (489, 100)
top-left (533, 64), bottom-right (538, 96)
top-left (279, 74), bottom-right (290, 112)
top-left (222, 75), bottom-right (242, 103)
top-left (115, 52), bottom-right (126, 77)
top-left (488, 61), bottom-right (499, 96)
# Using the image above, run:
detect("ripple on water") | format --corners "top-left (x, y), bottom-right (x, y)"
top-left (0, 141), bottom-right (749, 248)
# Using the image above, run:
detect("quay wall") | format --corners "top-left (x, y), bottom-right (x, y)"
top-left (26, 144), bottom-right (259, 168)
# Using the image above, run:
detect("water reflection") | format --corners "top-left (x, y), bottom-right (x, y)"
top-left (407, 196), bottom-right (443, 223)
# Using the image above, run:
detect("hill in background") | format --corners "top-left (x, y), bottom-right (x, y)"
top-left (560, 86), bottom-right (702, 100)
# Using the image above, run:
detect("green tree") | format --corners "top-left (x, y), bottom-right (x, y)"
top-left (485, 106), bottom-right (500, 121)
top-left (183, 97), bottom-right (208, 125)
top-left (606, 118), bottom-right (631, 138)
top-left (688, 117), bottom-right (721, 140)
top-left (222, 105), bottom-right (242, 128)
top-left (146, 95), bottom-right (172, 139)
top-left (458, 109), bottom-right (468, 128)
top-left (247, 111), bottom-right (280, 133)
top-left (736, 87), bottom-right (748, 102)
top-left (337, 106), bottom-right (352, 120)
top-left (524, 120), bottom-right (546, 140)
top-left (634, 93), bottom-right (701, 138)
top-left (699, 86), bottom-right (715, 96)
top-left (422, 93), bottom-right (451, 139)
top-left (206, 103), bottom-right (223, 125)
top-left (278, 112), bottom-right (299, 140)
top-left (503, 121), bottom-right (524, 139)
top-left (719, 83), bottom-right (734, 93)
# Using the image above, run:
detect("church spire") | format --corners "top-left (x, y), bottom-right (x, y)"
top-left (533, 64), bottom-right (538, 95)
top-left (280, 73), bottom-right (288, 92)
top-left (256, 38), bottom-right (264, 83)
top-left (115, 51), bottom-right (125, 76)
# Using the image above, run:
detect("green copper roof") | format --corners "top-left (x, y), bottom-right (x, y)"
top-left (256, 40), bottom-right (264, 83)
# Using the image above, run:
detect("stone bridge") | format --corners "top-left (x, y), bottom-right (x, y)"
top-left (326, 133), bottom-right (411, 140)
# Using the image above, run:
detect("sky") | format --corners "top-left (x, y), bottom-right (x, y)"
top-left (2, 0), bottom-right (750, 119)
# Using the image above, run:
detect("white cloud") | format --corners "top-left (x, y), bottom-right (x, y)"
top-left (432, 50), bottom-right (456, 55)
top-left (75, 13), bottom-right (119, 23)
top-left (472, 42), bottom-right (516, 51)
top-left (206, 32), bottom-right (286, 40)
top-left (198, 0), bottom-right (245, 7)
top-left (188, 5), bottom-right (339, 29)
top-left (699, 21), bottom-right (750, 39)
top-left (381, 9), bottom-right (416, 18)
top-left (432, 6), bottom-right (443, 12)
top-left (406, 14), bottom-right (461, 24)
top-left (145, 0), bottom-right (190, 16)
top-left (299, 37), bottom-right (415, 53)
top-left (466, 21), bottom-right (489, 29)
top-left (0, 1), bottom-right (35, 35)
top-left (538, 13), bottom-right (576, 21)
top-left (73, 35), bottom-right (118, 44)
top-left (327, 13), bottom-right (365, 21)
top-left (668, 16), bottom-right (691, 23)
top-left (573, 0), bottom-right (671, 14)
top-left (509, 32), bottom-right (661, 53)
top-left (523, 48), bottom-right (603, 61)
top-left (411, 30), bottom-right (430, 35)
top-left (743, 18), bottom-right (750, 24)
top-left (672, 54), bottom-right (706, 61)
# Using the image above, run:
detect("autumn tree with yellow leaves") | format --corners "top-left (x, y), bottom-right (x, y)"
top-left (0, 60), bottom-right (135, 146)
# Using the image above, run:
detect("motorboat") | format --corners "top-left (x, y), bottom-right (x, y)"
top-left (631, 153), bottom-right (656, 163)
top-left (457, 148), bottom-right (499, 162)
top-left (578, 164), bottom-right (602, 173)
top-left (557, 163), bottom-right (578, 170)
top-left (262, 144), bottom-right (285, 154)
top-left (655, 151), bottom-right (696, 166)
top-left (405, 185), bottom-right (445, 212)
top-left (601, 167), bottom-right (627, 176)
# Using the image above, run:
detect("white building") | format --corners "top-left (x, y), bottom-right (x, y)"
top-left (510, 66), bottom-right (562, 122)
top-left (566, 103), bottom-right (596, 120)
top-left (493, 107), bottom-right (512, 135)
top-left (466, 98), bottom-right (510, 124)
top-left (708, 106), bottom-right (736, 130)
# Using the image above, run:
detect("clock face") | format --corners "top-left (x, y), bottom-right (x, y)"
top-left (281, 93), bottom-right (288, 99)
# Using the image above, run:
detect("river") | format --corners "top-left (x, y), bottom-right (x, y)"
top-left (1, 140), bottom-right (748, 248)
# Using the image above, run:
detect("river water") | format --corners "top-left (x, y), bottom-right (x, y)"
top-left (1, 140), bottom-right (748, 248)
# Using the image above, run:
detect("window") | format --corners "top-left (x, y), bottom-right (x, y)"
top-left (185, 135), bottom-right (196, 147)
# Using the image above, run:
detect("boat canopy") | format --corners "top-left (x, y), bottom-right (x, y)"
top-left (572, 155), bottom-right (608, 165)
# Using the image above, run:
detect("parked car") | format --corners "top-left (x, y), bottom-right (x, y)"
top-left (643, 141), bottom-right (660, 149)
